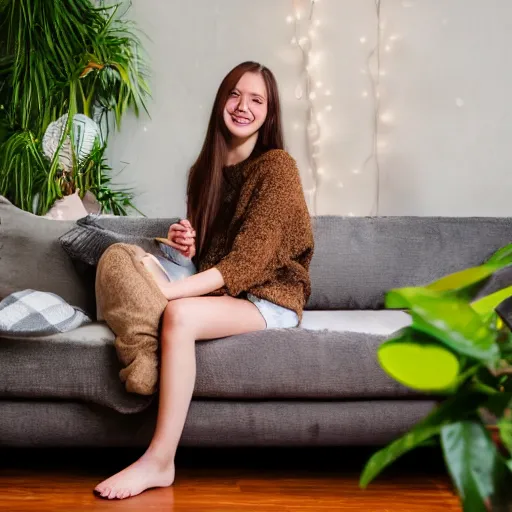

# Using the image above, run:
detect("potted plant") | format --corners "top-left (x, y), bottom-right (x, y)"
top-left (360, 243), bottom-right (512, 511)
top-left (0, 0), bottom-right (149, 215)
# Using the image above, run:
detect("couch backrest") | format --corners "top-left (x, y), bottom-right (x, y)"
top-left (306, 216), bottom-right (512, 310)
top-left (0, 196), bottom-right (93, 314)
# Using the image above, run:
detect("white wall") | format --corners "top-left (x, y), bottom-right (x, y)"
top-left (107, 0), bottom-right (512, 218)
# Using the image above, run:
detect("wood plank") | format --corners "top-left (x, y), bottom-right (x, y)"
top-left (0, 447), bottom-right (461, 511)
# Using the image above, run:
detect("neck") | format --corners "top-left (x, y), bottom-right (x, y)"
top-left (225, 132), bottom-right (258, 166)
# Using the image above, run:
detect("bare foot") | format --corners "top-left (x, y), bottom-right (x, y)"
top-left (93, 452), bottom-right (175, 500)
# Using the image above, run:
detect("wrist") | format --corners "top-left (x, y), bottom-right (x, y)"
top-left (163, 281), bottom-right (180, 301)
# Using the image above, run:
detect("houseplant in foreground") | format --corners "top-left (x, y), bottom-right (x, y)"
top-left (360, 242), bottom-right (512, 511)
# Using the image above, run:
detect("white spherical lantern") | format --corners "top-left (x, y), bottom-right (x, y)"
top-left (42, 113), bottom-right (100, 170)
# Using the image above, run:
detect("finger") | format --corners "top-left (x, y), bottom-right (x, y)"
top-left (180, 219), bottom-right (192, 229)
top-left (168, 225), bottom-right (187, 241)
top-left (170, 224), bottom-right (187, 233)
top-left (157, 237), bottom-right (188, 252)
top-left (176, 237), bottom-right (194, 246)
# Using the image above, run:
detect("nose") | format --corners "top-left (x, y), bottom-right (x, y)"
top-left (236, 95), bottom-right (248, 112)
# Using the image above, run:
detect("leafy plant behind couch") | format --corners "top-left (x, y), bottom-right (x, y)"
top-left (0, 0), bottom-right (150, 215)
top-left (360, 243), bottom-right (512, 511)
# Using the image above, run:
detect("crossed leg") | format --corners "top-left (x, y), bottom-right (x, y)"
top-left (94, 295), bottom-right (266, 500)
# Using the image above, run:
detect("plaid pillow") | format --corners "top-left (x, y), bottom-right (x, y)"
top-left (0, 289), bottom-right (91, 337)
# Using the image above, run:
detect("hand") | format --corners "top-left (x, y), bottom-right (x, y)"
top-left (163, 219), bottom-right (196, 259)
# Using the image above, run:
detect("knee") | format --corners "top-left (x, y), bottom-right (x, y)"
top-left (162, 300), bottom-right (192, 332)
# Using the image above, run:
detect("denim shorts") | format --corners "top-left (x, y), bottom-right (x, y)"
top-left (246, 293), bottom-right (299, 329)
top-left (156, 244), bottom-right (299, 329)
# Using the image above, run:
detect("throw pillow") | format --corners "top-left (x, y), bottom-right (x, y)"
top-left (59, 214), bottom-right (180, 266)
top-left (0, 289), bottom-right (91, 337)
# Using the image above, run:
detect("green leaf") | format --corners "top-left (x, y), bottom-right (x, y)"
top-left (378, 328), bottom-right (460, 391)
top-left (427, 264), bottom-right (503, 296)
top-left (441, 420), bottom-right (512, 511)
top-left (360, 393), bottom-right (487, 489)
top-left (486, 244), bottom-right (512, 266)
top-left (386, 287), bottom-right (500, 362)
top-left (472, 286), bottom-right (512, 318)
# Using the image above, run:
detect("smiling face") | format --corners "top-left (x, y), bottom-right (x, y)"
top-left (223, 72), bottom-right (268, 141)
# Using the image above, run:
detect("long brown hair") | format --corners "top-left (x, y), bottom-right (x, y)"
top-left (186, 61), bottom-right (284, 264)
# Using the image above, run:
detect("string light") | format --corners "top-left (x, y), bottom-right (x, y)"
top-left (287, 0), bottom-right (331, 215)
top-left (359, 0), bottom-right (383, 216)
top-left (285, 0), bottom-right (400, 217)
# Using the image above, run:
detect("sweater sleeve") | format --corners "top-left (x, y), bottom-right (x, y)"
top-left (215, 151), bottom-right (304, 297)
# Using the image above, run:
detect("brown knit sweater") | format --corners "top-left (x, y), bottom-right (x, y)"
top-left (198, 149), bottom-right (314, 322)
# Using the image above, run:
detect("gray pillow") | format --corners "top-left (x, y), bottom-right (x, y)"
top-left (0, 196), bottom-right (93, 315)
top-left (59, 214), bottom-right (180, 267)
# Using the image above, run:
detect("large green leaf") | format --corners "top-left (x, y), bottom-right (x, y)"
top-left (378, 328), bottom-right (460, 391)
top-left (427, 265), bottom-right (503, 296)
top-left (471, 286), bottom-right (512, 319)
top-left (360, 393), bottom-right (487, 489)
top-left (386, 287), bottom-right (500, 362)
top-left (441, 420), bottom-right (512, 511)
top-left (424, 244), bottom-right (512, 298)
top-left (486, 244), bottom-right (512, 266)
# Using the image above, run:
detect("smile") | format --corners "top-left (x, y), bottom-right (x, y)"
top-left (231, 114), bottom-right (252, 126)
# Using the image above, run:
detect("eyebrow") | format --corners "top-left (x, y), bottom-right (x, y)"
top-left (233, 88), bottom-right (266, 100)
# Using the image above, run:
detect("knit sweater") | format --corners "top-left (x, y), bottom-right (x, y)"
top-left (198, 149), bottom-right (314, 322)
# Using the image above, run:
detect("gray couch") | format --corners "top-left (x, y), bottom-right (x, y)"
top-left (2, 195), bottom-right (512, 447)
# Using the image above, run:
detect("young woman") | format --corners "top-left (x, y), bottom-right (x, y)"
top-left (94, 61), bottom-right (314, 500)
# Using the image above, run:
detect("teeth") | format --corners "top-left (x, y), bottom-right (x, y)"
top-left (233, 116), bottom-right (251, 125)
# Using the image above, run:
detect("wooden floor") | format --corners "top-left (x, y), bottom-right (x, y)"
top-left (0, 447), bottom-right (461, 511)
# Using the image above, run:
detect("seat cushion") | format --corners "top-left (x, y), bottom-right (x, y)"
top-left (300, 310), bottom-right (411, 334)
top-left (0, 323), bottom-right (153, 413)
top-left (194, 311), bottom-right (416, 400)
top-left (0, 311), bottom-right (418, 409)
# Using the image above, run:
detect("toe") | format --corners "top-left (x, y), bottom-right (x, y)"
top-left (100, 487), bottom-right (110, 497)
top-left (121, 490), bottom-right (131, 499)
top-left (115, 489), bottom-right (125, 500)
top-left (108, 488), bottom-right (118, 499)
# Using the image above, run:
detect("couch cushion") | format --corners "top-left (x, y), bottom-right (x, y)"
top-left (193, 312), bottom-right (417, 400)
top-left (0, 196), bottom-right (93, 315)
top-left (0, 323), bottom-right (152, 413)
top-left (300, 310), bottom-right (411, 334)
top-left (0, 312), bottom-right (417, 408)
top-left (307, 216), bottom-right (512, 310)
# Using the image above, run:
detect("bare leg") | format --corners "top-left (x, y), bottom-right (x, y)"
top-left (94, 295), bottom-right (266, 500)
